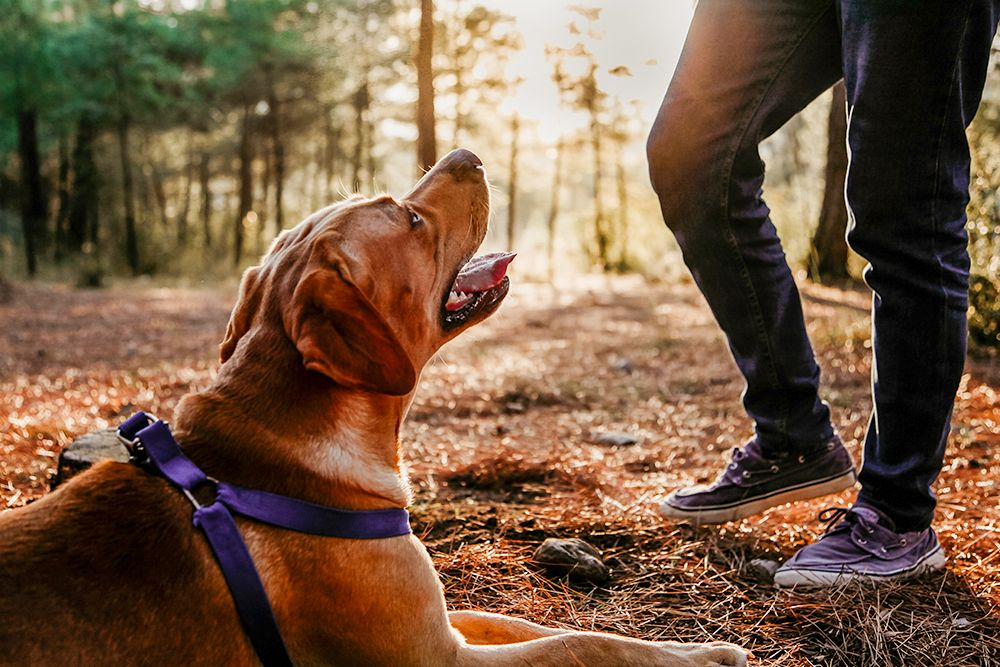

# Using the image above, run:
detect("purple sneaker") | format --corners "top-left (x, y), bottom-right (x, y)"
top-left (774, 506), bottom-right (947, 588)
top-left (658, 436), bottom-right (856, 524)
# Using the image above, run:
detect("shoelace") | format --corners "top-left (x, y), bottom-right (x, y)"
top-left (818, 506), bottom-right (857, 534)
top-left (817, 507), bottom-right (910, 552)
top-left (715, 446), bottom-right (746, 485)
top-left (721, 444), bottom-right (782, 484)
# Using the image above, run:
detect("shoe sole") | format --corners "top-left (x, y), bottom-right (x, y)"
top-left (773, 544), bottom-right (947, 589)
top-left (658, 469), bottom-right (857, 525)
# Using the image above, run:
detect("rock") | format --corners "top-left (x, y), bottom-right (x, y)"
top-left (611, 357), bottom-right (635, 374)
top-left (951, 615), bottom-right (973, 629)
top-left (590, 430), bottom-right (640, 447)
top-left (532, 538), bottom-right (610, 585)
top-left (53, 429), bottom-right (129, 489)
top-left (746, 558), bottom-right (780, 583)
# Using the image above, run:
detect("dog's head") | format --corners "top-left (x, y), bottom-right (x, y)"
top-left (219, 149), bottom-right (512, 397)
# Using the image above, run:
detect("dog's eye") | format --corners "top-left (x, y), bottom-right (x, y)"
top-left (409, 210), bottom-right (423, 227)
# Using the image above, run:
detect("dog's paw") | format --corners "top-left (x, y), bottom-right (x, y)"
top-left (700, 641), bottom-right (749, 667)
top-left (658, 641), bottom-right (749, 667)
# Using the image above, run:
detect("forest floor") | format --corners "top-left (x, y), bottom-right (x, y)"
top-left (2, 275), bottom-right (999, 666)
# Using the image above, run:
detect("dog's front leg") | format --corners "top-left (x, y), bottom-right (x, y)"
top-left (453, 629), bottom-right (748, 667)
top-left (449, 610), bottom-right (571, 644)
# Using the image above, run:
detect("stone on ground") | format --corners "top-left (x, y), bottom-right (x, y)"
top-left (532, 537), bottom-right (610, 584)
top-left (53, 429), bottom-right (128, 489)
top-left (590, 430), bottom-right (640, 447)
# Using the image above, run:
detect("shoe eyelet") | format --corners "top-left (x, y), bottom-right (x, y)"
top-left (881, 547), bottom-right (888, 553)
top-left (900, 539), bottom-right (907, 546)
top-left (728, 463), bottom-right (736, 470)
top-left (770, 465), bottom-right (780, 473)
top-left (742, 471), bottom-right (752, 479)
top-left (858, 538), bottom-right (868, 545)
top-left (798, 455), bottom-right (806, 464)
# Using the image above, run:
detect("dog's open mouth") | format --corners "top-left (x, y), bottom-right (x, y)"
top-left (442, 252), bottom-right (515, 330)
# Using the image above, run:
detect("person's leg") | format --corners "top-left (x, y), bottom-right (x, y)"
top-left (840, 0), bottom-right (1000, 532)
top-left (775, 0), bottom-right (1000, 588)
top-left (650, 0), bottom-right (858, 525)
top-left (647, 0), bottom-right (842, 457)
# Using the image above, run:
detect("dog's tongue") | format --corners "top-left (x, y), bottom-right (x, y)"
top-left (453, 252), bottom-right (516, 293)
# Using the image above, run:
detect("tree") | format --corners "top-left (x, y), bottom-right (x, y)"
top-left (809, 82), bottom-right (851, 282)
top-left (545, 134), bottom-right (564, 282)
top-left (416, 0), bottom-right (436, 172)
top-left (506, 112), bottom-right (519, 251)
top-left (543, 54), bottom-right (570, 282)
top-left (54, 3), bottom-right (198, 274)
top-left (0, 1), bottom-right (52, 275)
top-left (202, 0), bottom-right (320, 263)
top-left (549, 6), bottom-right (612, 269)
top-left (438, 2), bottom-right (520, 148)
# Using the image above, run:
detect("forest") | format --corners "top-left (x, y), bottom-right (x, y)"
top-left (0, 1), bottom-right (998, 351)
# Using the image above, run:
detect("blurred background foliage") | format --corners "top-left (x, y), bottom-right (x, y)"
top-left (0, 0), bottom-right (997, 350)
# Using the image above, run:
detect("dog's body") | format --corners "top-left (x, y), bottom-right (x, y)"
top-left (0, 151), bottom-right (747, 666)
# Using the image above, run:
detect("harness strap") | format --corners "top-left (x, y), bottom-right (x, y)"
top-left (193, 501), bottom-right (295, 667)
top-left (217, 483), bottom-right (412, 538)
top-left (118, 412), bottom-right (411, 667)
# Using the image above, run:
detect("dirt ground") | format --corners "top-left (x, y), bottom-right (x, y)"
top-left (2, 275), bottom-right (999, 666)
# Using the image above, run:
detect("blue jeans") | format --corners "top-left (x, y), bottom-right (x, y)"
top-left (647, 0), bottom-right (1000, 531)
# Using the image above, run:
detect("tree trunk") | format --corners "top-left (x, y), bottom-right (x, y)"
top-left (449, 0), bottom-right (465, 147)
top-left (311, 144), bottom-right (324, 211)
top-left (452, 67), bottom-right (464, 147)
top-left (68, 115), bottom-right (98, 252)
top-left (116, 112), bottom-right (140, 275)
top-left (54, 134), bottom-right (71, 262)
top-left (809, 82), bottom-right (851, 283)
top-left (546, 135), bottom-right (564, 283)
top-left (589, 91), bottom-right (607, 269)
top-left (416, 0), bottom-right (437, 172)
top-left (268, 84), bottom-right (285, 237)
top-left (323, 110), bottom-right (336, 203)
top-left (200, 152), bottom-right (212, 249)
top-left (364, 115), bottom-right (376, 186)
top-left (259, 135), bottom-right (271, 252)
top-left (351, 83), bottom-right (368, 189)
top-left (234, 104), bottom-right (254, 267)
top-left (150, 163), bottom-right (170, 233)
top-left (506, 113), bottom-right (519, 252)
top-left (615, 135), bottom-right (628, 269)
top-left (17, 110), bottom-right (46, 276)
top-left (177, 135), bottom-right (194, 247)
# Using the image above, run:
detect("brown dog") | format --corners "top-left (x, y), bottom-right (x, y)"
top-left (0, 150), bottom-right (748, 666)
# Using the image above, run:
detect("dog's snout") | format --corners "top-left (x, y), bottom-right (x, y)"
top-left (441, 149), bottom-right (484, 181)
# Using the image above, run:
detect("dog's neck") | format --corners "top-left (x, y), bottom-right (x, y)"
top-left (172, 327), bottom-right (412, 511)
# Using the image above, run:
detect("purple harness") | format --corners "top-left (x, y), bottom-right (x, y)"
top-left (117, 412), bottom-right (411, 667)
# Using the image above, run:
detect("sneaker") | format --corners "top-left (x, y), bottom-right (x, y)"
top-left (657, 436), bottom-right (856, 525)
top-left (774, 506), bottom-right (946, 588)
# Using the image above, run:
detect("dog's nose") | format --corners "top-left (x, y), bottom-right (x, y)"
top-left (440, 149), bottom-right (484, 181)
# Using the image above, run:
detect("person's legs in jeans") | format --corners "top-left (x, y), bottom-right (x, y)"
top-left (773, 1), bottom-right (1000, 586)
top-left (648, 1), bottom-right (856, 524)
top-left (647, 0), bottom-right (842, 456)
top-left (839, 1), bottom-right (1000, 531)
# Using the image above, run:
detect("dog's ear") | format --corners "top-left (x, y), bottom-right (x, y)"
top-left (220, 266), bottom-right (265, 363)
top-left (284, 258), bottom-right (417, 396)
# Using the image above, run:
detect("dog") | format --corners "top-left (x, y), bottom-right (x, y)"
top-left (0, 149), bottom-right (748, 666)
